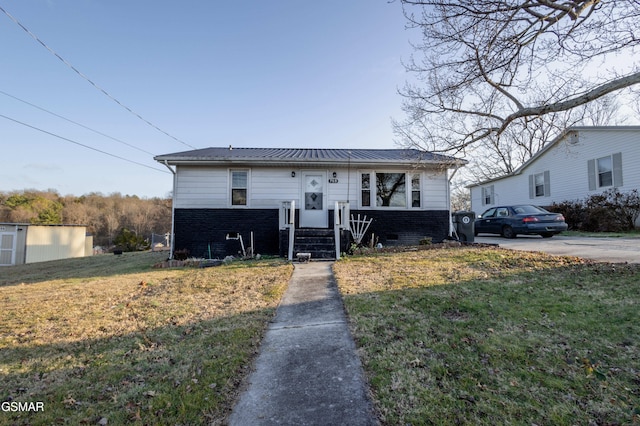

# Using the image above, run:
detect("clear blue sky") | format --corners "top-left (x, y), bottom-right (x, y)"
top-left (0, 0), bottom-right (418, 198)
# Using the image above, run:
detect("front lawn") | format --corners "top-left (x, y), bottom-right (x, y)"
top-left (334, 247), bottom-right (640, 425)
top-left (0, 252), bottom-right (292, 425)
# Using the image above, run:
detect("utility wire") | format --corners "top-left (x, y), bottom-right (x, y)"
top-left (0, 89), bottom-right (155, 156)
top-left (0, 4), bottom-right (197, 150)
top-left (0, 113), bottom-right (170, 174)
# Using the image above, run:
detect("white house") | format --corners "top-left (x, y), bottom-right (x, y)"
top-left (468, 126), bottom-right (640, 217)
top-left (155, 147), bottom-right (465, 259)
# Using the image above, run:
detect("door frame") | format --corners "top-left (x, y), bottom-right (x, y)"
top-left (299, 170), bottom-right (328, 228)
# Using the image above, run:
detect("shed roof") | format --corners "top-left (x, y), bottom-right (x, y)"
top-left (154, 147), bottom-right (465, 167)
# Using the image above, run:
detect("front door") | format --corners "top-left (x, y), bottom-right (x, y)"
top-left (299, 171), bottom-right (328, 228)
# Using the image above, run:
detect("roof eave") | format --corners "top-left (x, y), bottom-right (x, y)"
top-left (154, 157), bottom-right (466, 168)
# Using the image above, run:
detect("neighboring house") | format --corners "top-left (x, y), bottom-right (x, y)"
top-left (468, 126), bottom-right (640, 218)
top-left (154, 147), bottom-right (465, 259)
top-left (0, 223), bottom-right (92, 266)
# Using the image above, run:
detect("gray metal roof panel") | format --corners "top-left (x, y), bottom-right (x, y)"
top-left (155, 147), bottom-right (464, 165)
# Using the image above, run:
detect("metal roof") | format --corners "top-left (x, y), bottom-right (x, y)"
top-left (154, 147), bottom-right (465, 167)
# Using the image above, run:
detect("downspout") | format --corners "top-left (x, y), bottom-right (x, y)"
top-left (162, 160), bottom-right (177, 259)
top-left (447, 164), bottom-right (461, 238)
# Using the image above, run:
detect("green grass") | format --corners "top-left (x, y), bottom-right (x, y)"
top-left (562, 230), bottom-right (640, 238)
top-left (1, 252), bottom-right (292, 425)
top-left (334, 247), bottom-right (640, 425)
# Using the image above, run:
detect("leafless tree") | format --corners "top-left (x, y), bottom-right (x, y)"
top-left (394, 0), bottom-right (640, 155)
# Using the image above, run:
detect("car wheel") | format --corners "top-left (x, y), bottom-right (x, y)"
top-left (502, 225), bottom-right (516, 239)
top-left (541, 233), bottom-right (554, 238)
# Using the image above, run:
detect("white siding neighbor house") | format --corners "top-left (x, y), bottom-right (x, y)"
top-left (468, 126), bottom-right (640, 217)
top-left (155, 147), bottom-right (465, 260)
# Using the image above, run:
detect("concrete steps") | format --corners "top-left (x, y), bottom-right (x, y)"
top-left (294, 228), bottom-right (336, 260)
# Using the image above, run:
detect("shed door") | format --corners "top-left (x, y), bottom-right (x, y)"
top-left (0, 233), bottom-right (16, 266)
top-left (299, 171), bottom-right (328, 228)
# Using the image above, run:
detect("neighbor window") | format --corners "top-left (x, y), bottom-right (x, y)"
top-left (230, 170), bottom-right (248, 206)
top-left (534, 173), bottom-right (545, 196)
top-left (597, 156), bottom-right (613, 187)
top-left (482, 185), bottom-right (494, 205)
top-left (588, 153), bottom-right (623, 191)
top-left (529, 171), bottom-right (550, 198)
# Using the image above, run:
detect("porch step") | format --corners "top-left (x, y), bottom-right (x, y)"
top-left (294, 228), bottom-right (336, 260)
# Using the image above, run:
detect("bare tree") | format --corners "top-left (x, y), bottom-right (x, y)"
top-left (394, 0), bottom-right (640, 154)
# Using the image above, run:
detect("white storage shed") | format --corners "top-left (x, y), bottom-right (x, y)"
top-left (0, 223), bottom-right (92, 266)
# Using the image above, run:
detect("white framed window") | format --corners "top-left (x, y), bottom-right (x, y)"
top-left (361, 173), bottom-right (371, 207)
top-left (230, 169), bottom-right (248, 206)
top-left (411, 174), bottom-right (421, 208)
top-left (482, 185), bottom-right (494, 205)
top-left (359, 171), bottom-right (422, 208)
top-left (529, 171), bottom-right (550, 198)
top-left (597, 156), bottom-right (613, 187)
top-left (588, 153), bottom-right (623, 190)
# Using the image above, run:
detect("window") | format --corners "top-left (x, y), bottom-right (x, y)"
top-left (597, 156), bottom-right (613, 187)
top-left (534, 173), bottom-right (545, 196)
top-left (481, 208), bottom-right (496, 218)
top-left (588, 153), bottom-right (623, 191)
top-left (411, 174), bottom-right (421, 208)
top-left (529, 171), bottom-right (550, 198)
top-left (230, 170), bottom-right (248, 206)
top-left (496, 207), bottom-right (509, 217)
top-left (361, 173), bottom-right (371, 207)
top-left (482, 185), bottom-right (494, 205)
top-left (359, 172), bottom-right (421, 208)
top-left (376, 173), bottom-right (406, 207)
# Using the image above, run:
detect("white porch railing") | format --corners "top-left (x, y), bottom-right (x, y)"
top-left (280, 200), bottom-right (296, 261)
top-left (334, 201), bottom-right (350, 260)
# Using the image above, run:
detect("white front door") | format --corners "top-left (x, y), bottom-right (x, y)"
top-left (299, 171), bottom-right (328, 228)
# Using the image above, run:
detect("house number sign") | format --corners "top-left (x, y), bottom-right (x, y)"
top-left (328, 178), bottom-right (338, 183)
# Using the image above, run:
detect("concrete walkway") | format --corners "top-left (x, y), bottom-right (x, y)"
top-left (228, 261), bottom-right (378, 426)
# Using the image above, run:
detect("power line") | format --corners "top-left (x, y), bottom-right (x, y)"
top-left (0, 89), bottom-right (156, 156)
top-left (0, 113), bottom-right (171, 174)
top-left (0, 4), bottom-right (197, 150)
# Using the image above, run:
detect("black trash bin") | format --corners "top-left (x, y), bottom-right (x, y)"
top-left (452, 211), bottom-right (476, 242)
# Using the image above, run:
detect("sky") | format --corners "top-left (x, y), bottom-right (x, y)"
top-left (0, 0), bottom-right (422, 198)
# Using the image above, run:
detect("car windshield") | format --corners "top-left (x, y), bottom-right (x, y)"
top-left (513, 205), bottom-right (549, 215)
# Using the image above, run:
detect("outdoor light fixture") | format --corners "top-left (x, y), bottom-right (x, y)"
top-left (291, 171), bottom-right (296, 177)
top-left (332, 172), bottom-right (337, 178)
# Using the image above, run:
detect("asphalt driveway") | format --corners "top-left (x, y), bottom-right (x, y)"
top-left (474, 234), bottom-right (640, 264)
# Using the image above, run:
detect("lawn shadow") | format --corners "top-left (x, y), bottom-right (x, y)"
top-left (0, 308), bottom-right (276, 425)
top-left (0, 251), bottom-right (170, 287)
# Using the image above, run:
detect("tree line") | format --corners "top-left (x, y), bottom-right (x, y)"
top-left (0, 190), bottom-right (172, 249)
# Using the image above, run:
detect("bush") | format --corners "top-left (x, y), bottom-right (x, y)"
top-left (113, 228), bottom-right (150, 252)
top-left (549, 189), bottom-right (640, 232)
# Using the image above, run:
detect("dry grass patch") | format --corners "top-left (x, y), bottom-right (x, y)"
top-left (1, 252), bottom-right (292, 425)
top-left (334, 246), bottom-right (640, 425)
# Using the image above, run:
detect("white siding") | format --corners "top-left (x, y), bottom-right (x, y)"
top-left (174, 166), bottom-right (227, 208)
top-left (175, 165), bottom-right (452, 211)
top-left (470, 128), bottom-right (640, 214)
top-left (424, 171), bottom-right (449, 210)
top-left (24, 226), bottom-right (87, 264)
